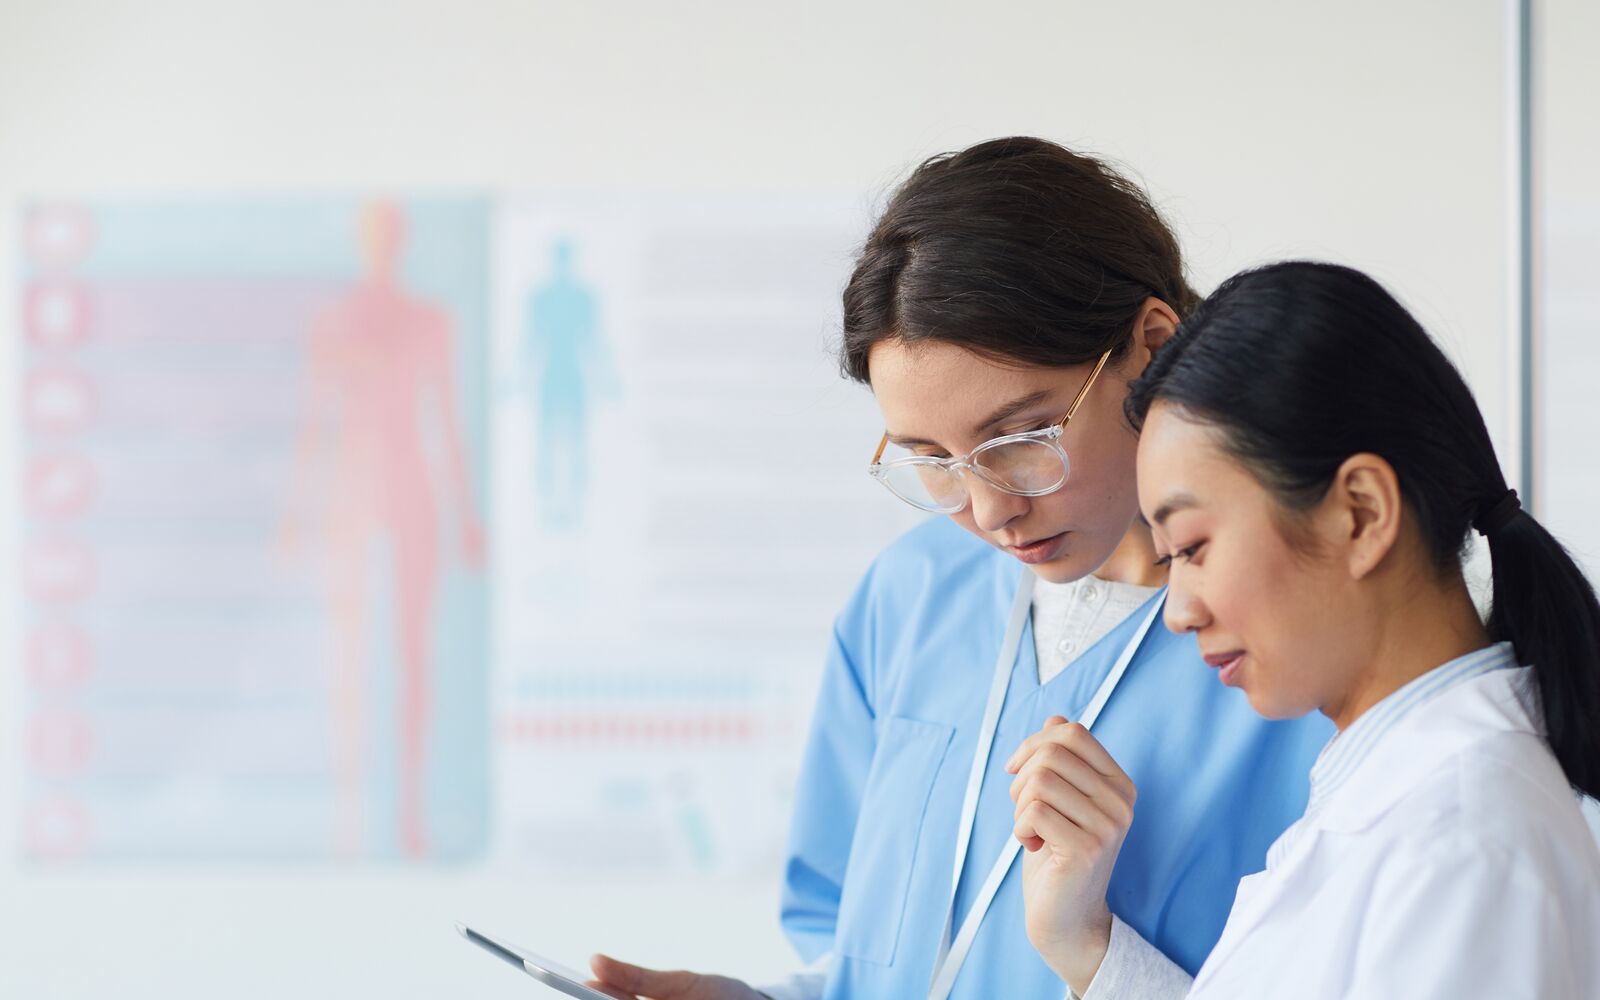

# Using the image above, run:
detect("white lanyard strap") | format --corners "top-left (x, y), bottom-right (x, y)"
top-left (927, 586), bottom-right (1167, 1000)
top-left (1073, 592), bottom-right (1163, 733)
top-left (932, 570), bottom-right (1036, 975)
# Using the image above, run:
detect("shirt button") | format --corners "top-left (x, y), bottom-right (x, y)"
top-left (1081, 584), bottom-right (1100, 602)
top-left (1057, 638), bottom-right (1077, 656)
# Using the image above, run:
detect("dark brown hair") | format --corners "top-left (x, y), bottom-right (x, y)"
top-left (840, 136), bottom-right (1200, 382)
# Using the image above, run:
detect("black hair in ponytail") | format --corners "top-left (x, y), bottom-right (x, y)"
top-left (1478, 499), bottom-right (1600, 796)
top-left (1125, 261), bottom-right (1600, 798)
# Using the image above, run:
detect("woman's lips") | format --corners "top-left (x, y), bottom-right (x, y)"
top-left (1006, 532), bottom-right (1067, 565)
top-left (1203, 650), bottom-right (1246, 687)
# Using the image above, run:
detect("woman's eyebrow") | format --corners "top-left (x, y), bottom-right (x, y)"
top-left (1151, 492), bottom-right (1201, 527)
top-left (973, 389), bottom-right (1055, 437)
top-left (886, 389), bottom-right (1056, 448)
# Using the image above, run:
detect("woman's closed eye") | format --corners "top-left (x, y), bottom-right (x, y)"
top-left (1154, 541), bottom-right (1205, 568)
top-left (1001, 421), bottom-right (1057, 439)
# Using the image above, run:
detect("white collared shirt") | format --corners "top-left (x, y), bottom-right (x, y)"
top-left (1032, 575), bottom-right (1161, 685)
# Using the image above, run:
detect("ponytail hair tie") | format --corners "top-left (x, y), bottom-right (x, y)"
top-left (1474, 488), bottom-right (1523, 538)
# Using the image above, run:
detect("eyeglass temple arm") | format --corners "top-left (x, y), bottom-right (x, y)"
top-left (871, 432), bottom-right (889, 466)
top-left (1056, 350), bottom-right (1113, 430)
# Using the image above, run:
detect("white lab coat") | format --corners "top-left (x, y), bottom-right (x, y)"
top-left (1186, 664), bottom-right (1600, 999)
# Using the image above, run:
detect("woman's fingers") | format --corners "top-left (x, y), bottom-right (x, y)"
top-left (1014, 792), bottom-right (1105, 857)
top-left (1009, 740), bottom-right (1124, 809)
top-left (1009, 738), bottom-right (1135, 822)
top-left (589, 955), bottom-right (695, 999)
top-left (1006, 718), bottom-right (1138, 861)
top-left (1012, 768), bottom-right (1129, 849)
top-left (1006, 720), bottom-right (1135, 802)
top-left (1013, 766), bottom-right (1096, 853)
top-left (1004, 715), bottom-right (1070, 773)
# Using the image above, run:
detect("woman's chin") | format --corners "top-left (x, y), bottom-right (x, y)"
top-left (1242, 683), bottom-right (1312, 722)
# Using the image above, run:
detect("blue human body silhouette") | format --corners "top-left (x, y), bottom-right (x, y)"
top-left (525, 240), bottom-right (613, 528)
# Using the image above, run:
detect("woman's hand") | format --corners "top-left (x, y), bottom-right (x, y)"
top-left (586, 954), bottom-right (768, 1000)
top-left (1006, 716), bottom-right (1138, 995)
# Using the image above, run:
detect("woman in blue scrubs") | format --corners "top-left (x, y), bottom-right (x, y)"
top-left (588, 137), bottom-right (1332, 1000)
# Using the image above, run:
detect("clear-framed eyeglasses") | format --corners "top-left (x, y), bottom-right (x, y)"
top-left (867, 350), bottom-right (1112, 514)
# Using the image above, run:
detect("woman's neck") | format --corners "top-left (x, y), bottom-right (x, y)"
top-left (1095, 518), bottom-right (1169, 588)
top-left (1324, 574), bottom-right (1493, 731)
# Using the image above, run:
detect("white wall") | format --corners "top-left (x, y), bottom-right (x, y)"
top-left (1538, 0), bottom-right (1600, 576)
top-left (0, 1), bottom-right (1515, 997)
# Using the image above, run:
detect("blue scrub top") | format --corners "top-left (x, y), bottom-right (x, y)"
top-left (781, 517), bottom-right (1332, 999)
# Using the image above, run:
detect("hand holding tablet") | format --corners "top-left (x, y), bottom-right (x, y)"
top-left (456, 923), bottom-right (627, 999)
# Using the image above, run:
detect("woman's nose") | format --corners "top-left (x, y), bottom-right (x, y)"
top-left (1162, 581), bottom-right (1210, 634)
top-left (965, 473), bottom-right (1029, 533)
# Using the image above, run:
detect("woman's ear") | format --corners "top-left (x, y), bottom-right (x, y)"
top-left (1126, 298), bottom-right (1181, 376)
top-left (1328, 453), bottom-right (1403, 580)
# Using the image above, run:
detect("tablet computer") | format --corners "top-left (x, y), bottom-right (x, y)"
top-left (456, 922), bottom-right (620, 999)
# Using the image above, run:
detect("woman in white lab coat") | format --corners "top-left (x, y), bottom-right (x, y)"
top-left (1007, 261), bottom-right (1600, 998)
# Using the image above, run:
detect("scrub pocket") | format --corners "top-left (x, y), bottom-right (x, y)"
top-left (835, 714), bottom-right (954, 967)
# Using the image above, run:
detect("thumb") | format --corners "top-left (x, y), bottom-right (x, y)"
top-left (590, 954), bottom-right (697, 999)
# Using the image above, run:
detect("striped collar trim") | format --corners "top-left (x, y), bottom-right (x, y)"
top-left (1306, 642), bottom-right (1518, 814)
